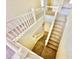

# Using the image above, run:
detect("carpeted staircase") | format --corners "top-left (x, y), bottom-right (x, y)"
top-left (32, 13), bottom-right (67, 59)
top-left (41, 14), bottom-right (67, 59)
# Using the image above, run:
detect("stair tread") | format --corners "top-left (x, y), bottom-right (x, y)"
top-left (49, 39), bottom-right (59, 44)
top-left (51, 32), bottom-right (61, 38)
top-left (47, 43), bottom-right (58, 50)
top-left (54, 24), bottom-right (63, 29)
top-left (52, 29), bottom-right (62, 34)
top-left (55, 23), bottom-right (64, 27)
top-left (55, 22), bottom-right (65, 27)
top-left (50, 34), bottom-right (60, 39)
top-left (55, 19), bottom-right (66, 23)
top-left (51, 31), bottom-right (62, 36)
top-left (53, 27), bottom-right (62, 32)
top-left (54, 25), bottom-right (63, 30)
top-left (49, 37), bottom-right (60, 43)
top-left (48, 40), bottom-right (59, 46)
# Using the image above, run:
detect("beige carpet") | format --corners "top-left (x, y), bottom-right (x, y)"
top-left (32, 32), bottom-right (48, 56)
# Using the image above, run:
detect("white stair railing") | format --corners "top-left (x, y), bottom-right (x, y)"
top-left (45, 6), bottom-right (59, 45)
top-left (6, 7), bottom-right (44, 49)
top-left (6, 8), bottom-right (44, 42)
top-left (6, 8), bottom-right (44, 59)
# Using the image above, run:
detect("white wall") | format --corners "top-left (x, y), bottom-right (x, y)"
top-left (6, 0), bottom-right (41, 21)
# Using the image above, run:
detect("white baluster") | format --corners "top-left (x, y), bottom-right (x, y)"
top-left (24, 15), bottom-right (30, 28)
top-left (17, 18), bottom-right (25, 31)
top-left (31, 8), bottom-right (36, 22)
top-left (20, 16), bottom-right (26, 30)
top-left (24, 15), bottom-right (29, 28)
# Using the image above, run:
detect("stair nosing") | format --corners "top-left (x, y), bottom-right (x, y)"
top-left (49, 37), bottom-right (60, 43)
top-left (48, 40), bottom-right (59, 47)
top-left (47, 43), bottom-right (58, 50)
